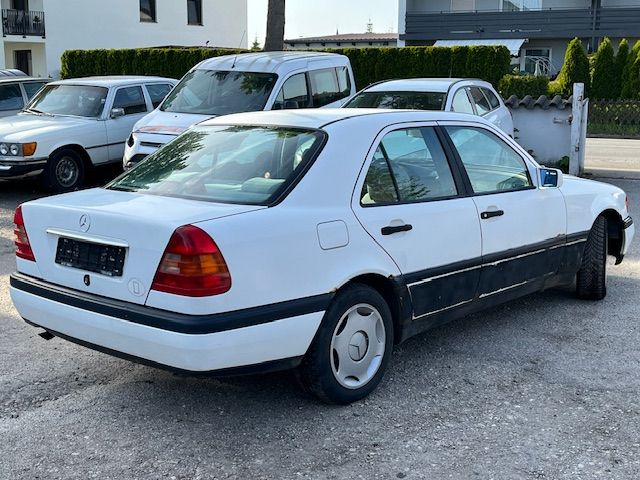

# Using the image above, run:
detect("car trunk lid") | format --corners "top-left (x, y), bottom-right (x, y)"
top-left (19, 188), bottom-right (263, 305)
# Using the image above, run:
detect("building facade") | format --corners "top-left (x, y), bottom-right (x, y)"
top-left (398, 0), bottom-right (640, 75)
top-left (0, 0), bottom-right (247, 78)
top-left (285, 33), bottom-right (399, 50)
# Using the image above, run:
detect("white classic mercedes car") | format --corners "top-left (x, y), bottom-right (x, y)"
top-left (0, 76), bottom-right (176, 192)
top-left (10, 110), bottom-right (634, 404)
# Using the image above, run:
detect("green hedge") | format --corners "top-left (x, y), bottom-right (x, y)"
top-left (60, 45), bottom-right (511, 88)
top-left (498, 74), bottom-right (550, 98)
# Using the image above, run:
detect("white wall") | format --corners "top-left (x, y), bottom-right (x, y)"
top-left (511, 107), bottom-right (572, 164)
top-left (42, 0), bottom-right (247, 77)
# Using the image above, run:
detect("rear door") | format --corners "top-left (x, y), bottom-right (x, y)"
top-left (353, 123), bottom-right (482, 322)
top-left (441, 123), bottom-right (566, 298)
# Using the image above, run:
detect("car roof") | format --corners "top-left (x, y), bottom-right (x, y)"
top-left (0, 76), bottom-right (50, 84)
top-left (48, 76), bottom-right (177, 87)
top-left (195, 51), bottom-right (349, 74)
top-left (364, 78), bottom-right (491, 93)
top-left (201, 108), bottom-right (493, 130)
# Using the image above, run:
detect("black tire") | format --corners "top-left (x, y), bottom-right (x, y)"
top-left (43, 148), bottom-right (86, 193)
top-left (576, 215), bottom-right (608, 300)
top-left (298, 284), bottom-right (394, 404)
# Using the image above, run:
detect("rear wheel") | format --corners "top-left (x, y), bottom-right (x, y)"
top-left (43, 148), bottom-right (85, 193)
top-left (576, 215), bottom-right (608, 300)
top-left (298, 284), bottom-right (393, 404)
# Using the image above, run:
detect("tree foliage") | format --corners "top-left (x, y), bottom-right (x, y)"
top-left (621, 40), bottom-right (640, 99)
top-left (554, 37), bottom-right (590, 97)
top-left (591, 38), bottom-right (618, 99)
top-left (614, 39), bottom-right (629, 98)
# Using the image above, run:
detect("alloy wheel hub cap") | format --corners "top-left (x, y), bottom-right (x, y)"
top-left (348, 331), bottom-right (369, 361)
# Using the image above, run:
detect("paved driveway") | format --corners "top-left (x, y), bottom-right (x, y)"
top-left (0, 177), bottom-right (639, 479)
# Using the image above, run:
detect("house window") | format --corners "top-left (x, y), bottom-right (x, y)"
top-left (523, 48), bottom-right (551, 75)
top-left (12, 0), bottom-right (28, 11)
top-left (140, 0), bottom-right (156, 22)
top-left (187, 0), bottom-right (202, 25)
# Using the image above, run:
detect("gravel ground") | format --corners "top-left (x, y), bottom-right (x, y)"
top-left (0, 175), bottom-right (639, 480)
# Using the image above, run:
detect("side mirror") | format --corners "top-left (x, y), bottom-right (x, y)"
top-left (539, 167), bottom-right (563, 188)
top-left (110, 107), bottom-right (125, 119)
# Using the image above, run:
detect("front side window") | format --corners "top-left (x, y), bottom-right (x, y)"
top-left (161, 70), bottom-right (278, 115)
top-left (469, 87), bottom-right (492, 115)
top-left (22, 81), bottom-right (47, 100)
top-left (113, 86), bottom-right (147, 115)
top-left (187, 0), bottom-right (202, 25)
top-left (108, 126), bottom-right (326, 205)
top-left (0, 84), bottom-right (24, 111)
top-left (27, 85), bottom-right (108, 117)
top-left (446, 126), bottom-right (532, 194)
top-left (361, 127), bottom-right (458, 205)
top-left (146, 83), bottom-right (173, 108)
top-left (451, 88), bottom-right (474, 114)
top-left (140, 0), bottom-right (156, 22)
top-left (309, 68), bottom-right (346, 107)
top-left (344, 91), bottom-right (446, 111)
top-left (272, 73), bottom-right (309, 110)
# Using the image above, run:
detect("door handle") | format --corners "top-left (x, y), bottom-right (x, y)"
top-left (480, 210), bottom-right (504, 220)
top-left (381, 224), bottom-right (413, 235)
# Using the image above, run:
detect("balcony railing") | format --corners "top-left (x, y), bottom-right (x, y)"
top-left (2, 9), bottom-right (45, 37)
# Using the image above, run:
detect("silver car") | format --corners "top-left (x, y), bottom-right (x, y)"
top-left (343, 78), bottom-right (515, 137)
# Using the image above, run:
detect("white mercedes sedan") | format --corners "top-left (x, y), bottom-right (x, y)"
top-left (10, 110), bottom-right (634, 404)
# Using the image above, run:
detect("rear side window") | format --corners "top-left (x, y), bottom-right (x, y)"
top-left (113, 86), bottom-right (147, 115)
top-left (451, 88), bottom-right (474, 114)
top-left (344, 91), bottom-right (446, 110)
top-left (483, 88), bottom-right (500, 109)
top-left (146, 83), bottom-right (173, 108)
top-left (309, 68), bottom-right (348, 107)
top-left (23, 82), bottom-right (47, 100)
top-left (361, 127), bottom-right (458, 205)
top-left (336, 66), bottom-right (351, 97)
top-left (0, 84), bottom-right (24, 111)
top-left (273, 73), bottom-right (309, 110)
top-left (469, 87), bottom-right (491, 115)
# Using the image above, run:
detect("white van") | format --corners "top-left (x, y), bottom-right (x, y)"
top-left (123, 51), bottom-right (355, 168)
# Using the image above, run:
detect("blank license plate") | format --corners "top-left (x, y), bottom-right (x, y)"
top-left (55, 237), bottom-right (126, 277)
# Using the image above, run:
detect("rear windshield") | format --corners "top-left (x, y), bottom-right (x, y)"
top-left (344, 91), bottom-right (446, 111)
top-left (108, 126), bottom-right (326, 205)
top-left (160, 70), bottom-right (278, 115)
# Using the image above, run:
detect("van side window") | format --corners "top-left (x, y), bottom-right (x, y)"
top-left (273, 73), bottom-right (309, 110)
top-left (336, 66), bottom-right (351, 97)
top-left (309, 68), bottom-right (348, 107)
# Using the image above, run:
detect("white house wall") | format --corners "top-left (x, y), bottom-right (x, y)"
top-left (39, 0), bottom-right (247, 77)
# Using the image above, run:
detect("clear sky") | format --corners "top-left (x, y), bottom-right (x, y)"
top-left (247, 0), bottom-right (399, 47)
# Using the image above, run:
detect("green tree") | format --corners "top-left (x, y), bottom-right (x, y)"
top-left (614, 39), bottom-right (629, 98)
top-left (251, 37), bottom-right (261, 51)
top-left (554, 38), bottom-right (590, 96)
top-left (621, 40), bottom-right (640, 98)
top-left (591, 37), bottom-right (617, 99)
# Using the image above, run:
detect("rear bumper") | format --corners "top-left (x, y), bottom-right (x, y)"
top-left (0, 157), bottom-right (47, 178)
top-left (10, 273), bottom-right (328, 373)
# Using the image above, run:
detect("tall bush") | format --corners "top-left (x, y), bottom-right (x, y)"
top-left (498, 74), bottom-right (550, 98)
top-left (591, 38), bottom-right (618, 99)
top-left (554, 37), bottom-right (590, 96)
top-left (614, 39), bottom-right (629, 98)
top-left (621, 40), bottom-right (640, 99)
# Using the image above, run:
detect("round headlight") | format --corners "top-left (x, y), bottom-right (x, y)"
top-left (0, 144), bottom-right (8, 155)
top-left (10, 144), bottom-right (20, 156)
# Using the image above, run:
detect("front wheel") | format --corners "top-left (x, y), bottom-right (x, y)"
top-left (43, 148), bottom-right (85, 193)
top-left (576, 215), bottom-right (608, 300)
top-left (298, 284), bottom-right (394, 404)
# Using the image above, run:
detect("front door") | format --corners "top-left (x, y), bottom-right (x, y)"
top-left (442, 124), bottom-right (567, 298)
top-left (14, 50), bottom-right (31, 75)
top-left (106, 86), bottom-right (150, 161)
top-left (353, 124), bottom-right (482, 322)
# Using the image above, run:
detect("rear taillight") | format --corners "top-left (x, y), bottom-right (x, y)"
top-left (151, 225), bottom-right (231, 297)
top-left (13, 205), bottom-right (35, 262)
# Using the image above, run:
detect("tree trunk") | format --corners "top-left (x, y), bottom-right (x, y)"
top-left (264, 0), bottom-right (285, 52)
